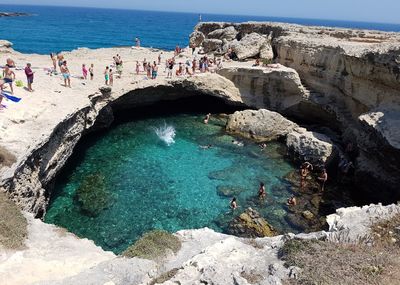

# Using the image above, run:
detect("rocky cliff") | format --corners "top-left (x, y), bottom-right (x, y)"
top-left (191, 22), bottom-right (400, 201)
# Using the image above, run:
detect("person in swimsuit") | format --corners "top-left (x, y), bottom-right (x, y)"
top-left (158, 53), bottom-right (162, 65)
top-left (203, 113), bottom-right (211, 124)
top-left (109, 69), bottom-right (114, 86)
top-left (89, 64), bottom-right (94, 80)
top-left (50, 53), bottom-right (57, 71)
top-left (167, 59), bottom-right (174, 79)
top-left (135, 61), bottom-right (140, 75)
top-left (3, 66), bottom-right (16, 94)
top-left (135, 37), bottom-right (140, 48)
top-left (60, 61), bottom-right (71, 87)
top-left (230, 197), bottom-right (237, 209)
top-left (287, 195), bottom-right (297, 206)
top-left (6, 58), bottom-right (16, 68)
top-left (258, 182), bottom-right (266, 199)
top-left (152, 61), bottom-right (158, 79)
top-left (192, 58), bottom-right (197, 74)
top-left (146, 63), bottom-right (151, 78)
top-left (104, 66), bottom-right (109, 85)
top-left (143, 58), bottom-right (147, 72)
top-left (82, 64), bottom-right (88, 80)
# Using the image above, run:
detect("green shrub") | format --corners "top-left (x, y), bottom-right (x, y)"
top-left (261, 58), bottom-right (273, 65)
top-left (122, 230), bottom-right (181, 260)
top-left (0, 192), bottom-right (28, 249)
top-left (75, 173), bottom-right (112, 217)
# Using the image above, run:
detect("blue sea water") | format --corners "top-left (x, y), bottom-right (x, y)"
top-left (1, 4), bottom-right (400, 54)
top-left (45, 114), bottom-right (296, 253)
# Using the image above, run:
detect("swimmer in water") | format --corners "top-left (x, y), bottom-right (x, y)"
top-left (287, 195), bottom-right (297, 206)
top-left (232, 140), bottom-right (244, 147)
top-left (200, 144), bottom-right (212, 149)
top-left (258, 182), bottom-right (266, 199)
top-left (204, 113), bottom-right (211, 124)
top-left (230, 197), bottom-right (237, 209)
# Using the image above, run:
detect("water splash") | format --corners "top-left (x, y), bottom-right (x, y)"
top-left (154, 123), bottom-right (176, 146)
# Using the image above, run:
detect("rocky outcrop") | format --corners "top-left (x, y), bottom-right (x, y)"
top-left (228, 208), bottom-right (277, 238)
top-left (227, 109), bottom-right (337, 164)
top-left (226, 109), bottom-right (298, 141)
top-left (192, 22), bottom-right (400, 201)
top-left (3, 203), bottom-right (399, 284)
top-left (217, 64), bottom-right (306, 110)
top-left (230, 33), bottom-right (268, 60)
top-left (286, 127), bottom-right (337, 165)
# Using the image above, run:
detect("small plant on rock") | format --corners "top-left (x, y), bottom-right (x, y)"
top-left (122, 230), bottom-right (181, 260)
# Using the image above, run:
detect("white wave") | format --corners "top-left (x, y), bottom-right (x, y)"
top-left (154, 123), bottom-right (176, 146)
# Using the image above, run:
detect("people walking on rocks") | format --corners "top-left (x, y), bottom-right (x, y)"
top-left (82, 64), bottom-right (88, 80)
top-left (3, 66), bottom-right (16, 94)
top-left (317, 168), bottom-right (328, 191)
top-left (60, 61), bottom-right (71, 88)
top-left (203, 113), bottom-right (211, 124)
top-left (89, 64), bottom-right (94, 80)
top-left (24, 63), bottom-right (34, 92)
top-left (104, 66), bottom-right (110, 85)
top-left (258, 182), bottom-right (266, 199)
top-left (230, 197), bottom-right (238, 209)
top-left (176, 63), bottom-right (184, 76)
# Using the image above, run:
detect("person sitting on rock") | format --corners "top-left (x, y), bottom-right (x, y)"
top-left (287, 195), bottom-right (297, 206)
top-left (258, 182), bottom-right (266, 199)
top-left (253, 58), bottom-right (260, 67)
top-left (230, 197), bottom-right (238, 209)
top-left (317, 168), bottom-right (328, 191)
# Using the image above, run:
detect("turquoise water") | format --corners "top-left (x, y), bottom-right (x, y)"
top-left (1, 5), bottom-right (400, 54)
top-left (45, 114), bottom-right (296, 253)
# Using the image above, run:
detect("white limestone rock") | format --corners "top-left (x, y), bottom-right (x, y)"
top-left (208, 26), bottom-right (238, 41)
top-left (226, 109), bottom-right (298, 141)
top-left (230, 33), bottom-right (267, 60)
top-left (286, 127), bottom-right (336, 164)
top-left (202, 38), bottom-right (223, 53)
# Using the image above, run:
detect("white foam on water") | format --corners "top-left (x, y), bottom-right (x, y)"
top-left (154, 123), bottom-right (176, 146)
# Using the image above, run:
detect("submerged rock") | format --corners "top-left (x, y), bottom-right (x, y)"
top-left (228, 207), bottom-right (277, 238)
top-left (216, 185), bottom-right (246, 197)
top-left (75, 173), bottom-right (114, 217)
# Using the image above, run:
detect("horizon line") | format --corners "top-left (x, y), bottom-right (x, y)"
top-left (1, 3), bottom-right (400, 26)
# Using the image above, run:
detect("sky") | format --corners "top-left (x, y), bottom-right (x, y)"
top-left (1, 0), bottom-right (399, 24)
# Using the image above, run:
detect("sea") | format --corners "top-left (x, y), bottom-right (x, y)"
top-left (1, 4), bottom-right (400, 55)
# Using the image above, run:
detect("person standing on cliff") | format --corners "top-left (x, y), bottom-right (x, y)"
top-left (104, 66), bottom-right (109, 85)
top-left (3, 66), bottom-right (16, 94)
top-left (89, 64), bottom-right (94, 80)
top-left (60, 61), bottom-right (71, 88)
top-left (24, 63), bottom-right (34, 92)
top-left (318, 168), bottom-right (328, 191)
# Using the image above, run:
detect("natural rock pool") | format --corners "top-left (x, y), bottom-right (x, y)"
top-left (45, 111), bottom-right (300, 254)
